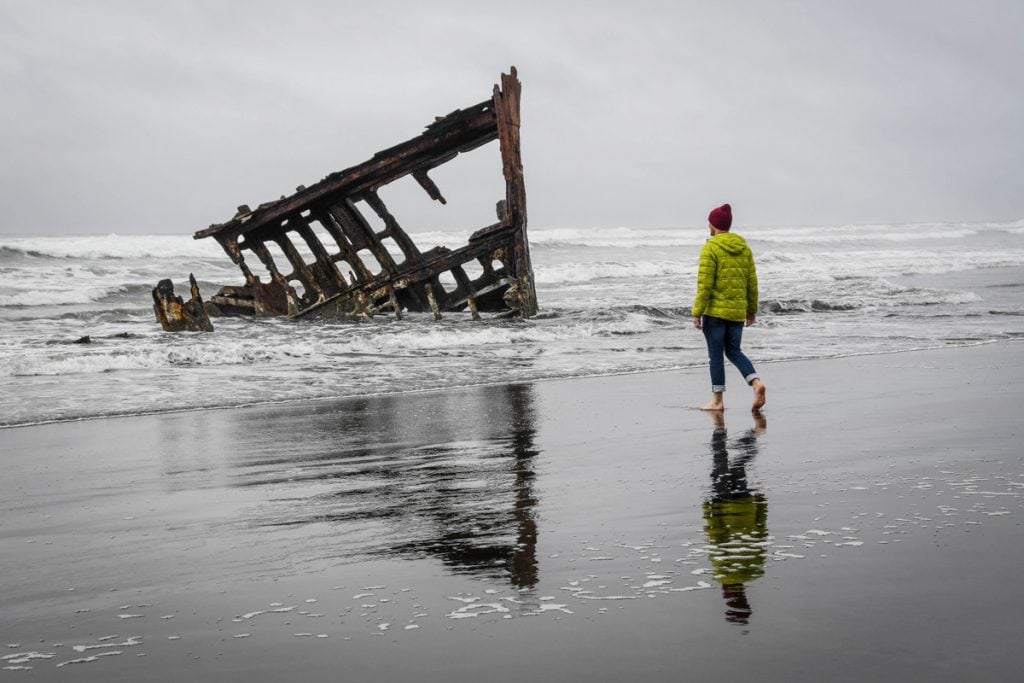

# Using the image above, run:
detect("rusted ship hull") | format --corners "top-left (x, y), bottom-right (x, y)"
top-left (192, 68), bottom-right (536, 323)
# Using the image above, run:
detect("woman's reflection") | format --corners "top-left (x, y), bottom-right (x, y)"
top-left (702, 411), bottom-right (768, 625)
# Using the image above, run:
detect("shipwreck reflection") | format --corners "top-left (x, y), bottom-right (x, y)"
top-left (703, 412), bottom-right (768, 625)
top-left (217, 383), bottom-right (540, 587)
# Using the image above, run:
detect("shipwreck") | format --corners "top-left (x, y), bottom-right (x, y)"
top-left (154, 67), bottom-right (536, 332)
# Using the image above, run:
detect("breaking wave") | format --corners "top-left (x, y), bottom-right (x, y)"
top-left (536, 260), bottom-right (694, 284)
top-left (0, 234), bottom-right (224, 261)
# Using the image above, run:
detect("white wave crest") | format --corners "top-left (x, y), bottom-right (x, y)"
top-left (0, 234), bottom-right (225, 260)
top-left (750, 224), bottom-right (982, 244)
top-left (0, 286), bottom-right (121, 307)
top-left (327, 318), bottom-right (654, 354)
top-left (535, 260), bottom-right (695, 284)
top-left (528, 227), bottom-right (705, 249)
top-left (757, 248), bottom-right (1024, 278)
top-left (4, 340), bottom-right (286, 377)
top-left (2, 314), bottom-right (663, 379)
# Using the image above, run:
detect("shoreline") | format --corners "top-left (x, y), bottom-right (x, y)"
top-left (2, 337), bottom-right (1016, 431)
top-left (3, 341), bottom-right (1023, 681)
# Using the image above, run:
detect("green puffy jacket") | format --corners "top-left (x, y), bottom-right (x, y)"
top-left (692, 232), bottom-right (759, 323)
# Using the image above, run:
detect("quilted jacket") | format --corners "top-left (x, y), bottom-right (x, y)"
top-left (692, 232), bottom-right (759, 322)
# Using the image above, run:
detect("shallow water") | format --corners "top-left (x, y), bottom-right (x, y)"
top-left (2, 221), bottom-right (1024, 427)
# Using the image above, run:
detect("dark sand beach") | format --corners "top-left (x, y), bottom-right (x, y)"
top-left (3, 341), bottom-right (1022, 681)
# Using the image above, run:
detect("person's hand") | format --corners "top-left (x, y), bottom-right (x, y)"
top-left (693, 316), bottom-right (702, 329)
top-left (746, 313), bottom-right (756, 327)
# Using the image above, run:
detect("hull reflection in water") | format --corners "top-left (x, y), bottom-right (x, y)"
top-left (200, 383), bottom-right (540, 588)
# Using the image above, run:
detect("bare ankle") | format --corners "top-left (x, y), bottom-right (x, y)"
top-left (751, 380), bottom-right (766, 411)
top-left (701, 394), bottom-right (725, 411)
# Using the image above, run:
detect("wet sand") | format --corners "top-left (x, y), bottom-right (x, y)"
top-left (2, 341), bottom-right (1023, 681)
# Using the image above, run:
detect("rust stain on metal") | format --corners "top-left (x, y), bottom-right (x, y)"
top-left (177, 67), bottom-right (536, 326)
top-left (152, 274), bottom-right (215, 332)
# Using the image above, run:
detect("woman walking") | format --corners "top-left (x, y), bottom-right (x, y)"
top-left (692, 203), bottom-right (767, 412)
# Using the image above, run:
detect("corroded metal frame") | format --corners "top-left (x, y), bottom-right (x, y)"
top-left (194, 68), bottom-right (536, 320)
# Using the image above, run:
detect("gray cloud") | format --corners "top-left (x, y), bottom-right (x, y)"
top-left (1, 0), bottom-right (1022, 235)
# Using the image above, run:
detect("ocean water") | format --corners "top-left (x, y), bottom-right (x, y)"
top-left (2, 220), bottom-right (1023, 427)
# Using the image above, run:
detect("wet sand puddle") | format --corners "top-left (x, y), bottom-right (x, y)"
top-left (5, 362), bottom-right (1023, 675)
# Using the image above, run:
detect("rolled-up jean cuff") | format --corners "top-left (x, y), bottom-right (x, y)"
top-left (712, 384), bottom-right (726, 393)
top-left (744, 373), bottom-right (760, 385)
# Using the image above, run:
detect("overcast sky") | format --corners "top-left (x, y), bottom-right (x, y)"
top-left (2, 0), bottom-right (1022, 235)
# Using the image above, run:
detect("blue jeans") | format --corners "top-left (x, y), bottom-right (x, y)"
top-left (701, 316), bottom-right (758, 392)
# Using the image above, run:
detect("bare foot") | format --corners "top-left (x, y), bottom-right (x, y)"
top-left (701, 400), bottom-right (724, 411)
top-left (751, 380), bottom-right (766, 413)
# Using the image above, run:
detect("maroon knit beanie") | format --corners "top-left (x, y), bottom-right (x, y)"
top-left (708, 204), bottom-right (732, 231)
